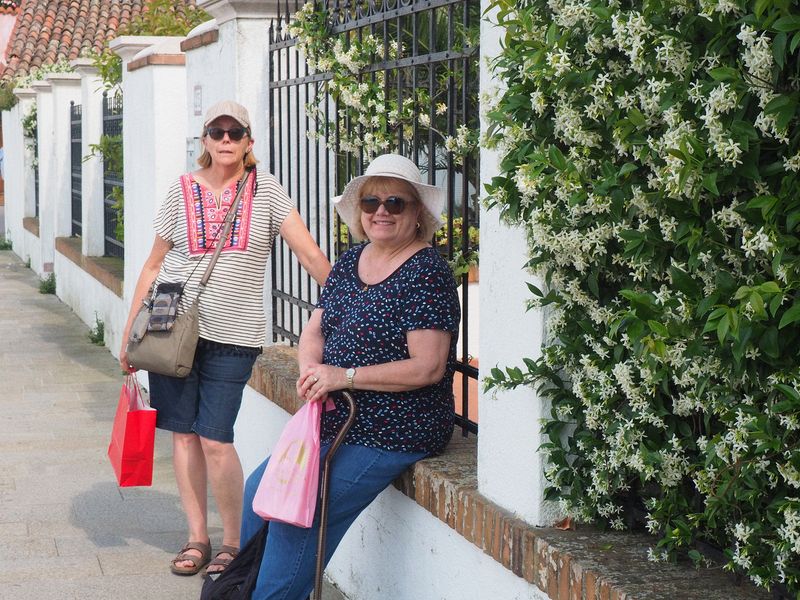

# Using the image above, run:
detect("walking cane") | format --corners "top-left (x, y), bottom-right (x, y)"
top-left (312, 391), bottom-right (357, 600)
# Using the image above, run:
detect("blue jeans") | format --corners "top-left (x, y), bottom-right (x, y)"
top-left (241, 443), bottom-right (426, 600)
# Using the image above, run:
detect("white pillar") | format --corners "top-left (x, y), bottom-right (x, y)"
top-left (29, 79), bottom-right (54, 274)
top-left (70, 58), bottom-right (107, 257)
top-left (3, 89), bottom-right (35, 246)
top-left (475, 0), bottom-right (557, 527)
top-left (194, 0), bottom-right (272, 167)
top-left (46, 72), bottom-right (82, 241)
top-left (109, 36), bottom-right (187, 304)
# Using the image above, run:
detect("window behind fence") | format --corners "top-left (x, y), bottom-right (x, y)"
top-left (268, 0), bottom-right (480, 435)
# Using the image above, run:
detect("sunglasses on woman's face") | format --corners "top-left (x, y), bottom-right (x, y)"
top-left (205, 126), bottom-right (249, 141)
top-left (359, 195), bottom-right (411, 215)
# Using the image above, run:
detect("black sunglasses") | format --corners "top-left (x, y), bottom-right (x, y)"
top-left (205, 126), bottom-right (249, 141)
top-left (359, 195), bottom-right (411, 215)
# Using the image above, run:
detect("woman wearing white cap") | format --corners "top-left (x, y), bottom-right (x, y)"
top-left (239, 153), bottom-right (460, 598)
top-left (119, 100), bottom-right (330, 577)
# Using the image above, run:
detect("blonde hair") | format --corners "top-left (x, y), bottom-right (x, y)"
top-left (196, 127), bottom-right (259, 169)
top-left (351, 177), bottom-right (431, 241)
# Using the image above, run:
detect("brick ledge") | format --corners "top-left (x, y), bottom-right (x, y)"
top-left (55, 237), bottom-right (124, 297)
top-left (22, 216), bottom-right (39, 237)
top-left (251, 346), bottom-right (769, 600)
top-left (180, 29), bottom-right (219, 52)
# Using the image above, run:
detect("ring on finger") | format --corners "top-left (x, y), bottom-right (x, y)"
top-left (313, 376), bottom-right (319, 383)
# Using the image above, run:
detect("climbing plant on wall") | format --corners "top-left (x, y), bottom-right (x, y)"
top-left (484, 0), bottom-right (800, 594)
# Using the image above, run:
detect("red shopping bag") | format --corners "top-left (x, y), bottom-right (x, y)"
top-left (252, 400), bottom-right (330, 527)
top-left (107, 374), bottom-right (157, 487)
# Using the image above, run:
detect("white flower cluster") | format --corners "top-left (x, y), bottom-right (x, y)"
top-left (737, 25), bottom-right (787, 143)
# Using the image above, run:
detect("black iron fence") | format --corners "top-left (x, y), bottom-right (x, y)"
top-left (102, 92), bottom-right (124, 258)
top-left (33, 130), bottom-right (39, 218)
top-left (268, 0), bottom-right (480, 435)
top-left (70, 101), bottom-right (82, 237)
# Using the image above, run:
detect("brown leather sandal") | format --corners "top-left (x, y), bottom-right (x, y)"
top-left (170, 541), bottom-right (212, 576)
top-left (203, 544), bottom-right (239, 577)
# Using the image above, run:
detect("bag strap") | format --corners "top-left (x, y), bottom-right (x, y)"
top-left (194, 167), bottom-right (254, 291)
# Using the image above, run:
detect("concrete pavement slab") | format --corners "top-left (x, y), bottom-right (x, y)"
top-left (0, 250), bottom-right (347, 600)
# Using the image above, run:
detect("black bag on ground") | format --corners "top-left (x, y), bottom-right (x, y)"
top-left (200, 523), bottom-right (268, 600)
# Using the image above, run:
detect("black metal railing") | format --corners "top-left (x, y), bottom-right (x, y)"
top-left (268, 0), bottom-right (480, 435)
top-left (33, 129), bottom-right (39, 218)
top-left (102, 92), bottom-right (123, 258)
top-left (70, 101), bottom-right (82, 237)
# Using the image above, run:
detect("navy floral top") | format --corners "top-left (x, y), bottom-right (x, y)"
top-left (318, 244), bottom-right (460, 455)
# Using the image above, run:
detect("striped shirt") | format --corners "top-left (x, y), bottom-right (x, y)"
top-left (153, 168), bottom-right (293, 348)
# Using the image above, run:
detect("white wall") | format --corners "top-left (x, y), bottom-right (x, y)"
top-left (2, 93), bottom-right (31, 246)
top-left (111, 37), bottom-right (188, 332)
top-left (54, 253), bottom-right (128, 344)
top-left (235, 390), bottom-right (549, 600)
top-left (475, 0), bottom-right (556, 529)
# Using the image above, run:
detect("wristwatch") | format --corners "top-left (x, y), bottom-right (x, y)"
top-left (345, 368), bottom-right (356, 391)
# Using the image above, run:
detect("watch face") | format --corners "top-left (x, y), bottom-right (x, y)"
top-left (346, 368), bottom-right (355, 378)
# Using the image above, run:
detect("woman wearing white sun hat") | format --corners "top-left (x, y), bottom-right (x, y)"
top-left (239, 153), bottom-right (461, 599)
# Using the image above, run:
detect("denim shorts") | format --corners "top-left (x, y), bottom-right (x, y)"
top-left (148, 338), bottom-right (261, 443)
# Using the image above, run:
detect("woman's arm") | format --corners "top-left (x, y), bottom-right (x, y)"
top-left (298, 328), bottom-right (452, 402)
top-left (296, 308), bottom-right (326, 398)
top-left (118, 235), bottom-right (172, 371)
top-left (280, 209), bottom-right (331, 287)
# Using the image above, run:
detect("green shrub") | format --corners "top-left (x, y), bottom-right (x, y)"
top-left (88, 314), bottom-right (105, 345)
top-left (39, 273), bottom-right (55, 294)
top-left (484, 0), bottom-right (800, 593)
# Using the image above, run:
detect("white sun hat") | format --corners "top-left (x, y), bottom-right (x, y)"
top-left (333, 153), bottom-right (445, 241)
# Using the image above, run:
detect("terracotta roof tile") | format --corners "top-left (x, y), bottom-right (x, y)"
top-left (2, 0), bottom-right (200, 82)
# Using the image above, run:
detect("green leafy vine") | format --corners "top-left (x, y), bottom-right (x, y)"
top-left (484, 0), bottom-right (800, 594)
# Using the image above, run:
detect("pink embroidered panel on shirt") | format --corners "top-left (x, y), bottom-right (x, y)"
top-left (181, 173), bottom-right (254, 256)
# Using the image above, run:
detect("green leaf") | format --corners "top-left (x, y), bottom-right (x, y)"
top-left (749, 292), bottom-right (766, 318)
top-left (759, 327), bottom-right (780, 358)
top-left (548, 145), bottom-right (567, 171)
top-left (587, 269), bottom-right (600, 298)
top-left (773, 15), bottom-right (800, 32)
top-left (779, 301), bottom-right (800, 329)
top-left (774, 32), bottom-right (788, 69)
top-left (708, 67), bottom-right (739, 81)
top-left (775, 383), bottom-right (800, 402)
top-left (648, 320), bottom-right (669, 337)
top-left (702, 172), bottom-right (719, 196)
top-left (527, 282), bottom-right (544, 297)
top-left (619, 162), bottom-right (638, 177)
top-left (717, 314), bottom-right (730, 343)
top-left (792, 31), bottom-right (800, 54)
top-left (757, 281), bottom-right (781, 294)
top-left (627, 108), bottom-right (646, 127)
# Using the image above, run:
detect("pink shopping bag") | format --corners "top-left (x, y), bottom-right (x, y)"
top-left (252, 400), bottom-right (329, 528)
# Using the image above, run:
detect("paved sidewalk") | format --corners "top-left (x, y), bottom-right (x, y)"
top-left (0, 250), bottom-right (345, 600)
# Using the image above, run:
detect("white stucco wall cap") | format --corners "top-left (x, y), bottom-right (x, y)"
top-left (45, 72), bottom-right (81, 85)
top-left (13, 87), bottom-right (36, 100)
top-left (109, 35), bottom-right (172, 61)
top-left (186, 18), bottom-right (218, 39)
top-left (131, 37), bottom-right (186, 62)
top-left (29, 80), bottom-right (52, 92)
top-left (69, 57), bottom-right (99, 75)
top-left (198, 0), bottom-right (279, 24)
